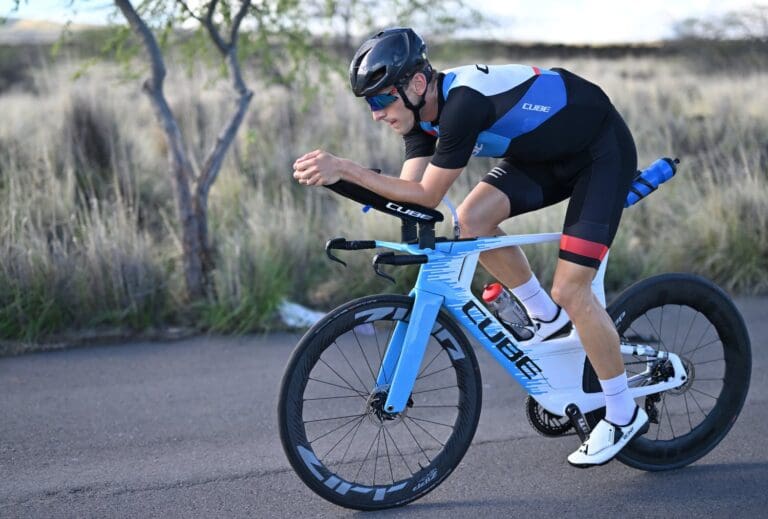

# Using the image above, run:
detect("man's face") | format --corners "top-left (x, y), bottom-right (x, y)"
top-left (366, 83), bottom-right (415, 135)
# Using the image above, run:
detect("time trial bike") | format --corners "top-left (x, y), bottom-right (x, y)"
top-left (277, 171), bottom-right (751, 511)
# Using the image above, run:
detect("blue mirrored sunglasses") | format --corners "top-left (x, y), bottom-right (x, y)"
top-left (365, 89), bottom-right (399, 111)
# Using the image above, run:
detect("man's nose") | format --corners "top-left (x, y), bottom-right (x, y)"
top-left (371, 109), bottom-right (386, 121)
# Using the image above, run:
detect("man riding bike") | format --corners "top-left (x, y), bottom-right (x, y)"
top-left (292, 27), bottom-right (648, 467)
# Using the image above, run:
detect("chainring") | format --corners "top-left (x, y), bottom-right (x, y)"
top-left (525, 395), bottom-right (574, 437)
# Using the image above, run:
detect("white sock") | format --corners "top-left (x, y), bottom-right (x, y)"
top-left (510, 273), bottom-right (558, 321)
top-left (600, 372), bottom-right (636, 426)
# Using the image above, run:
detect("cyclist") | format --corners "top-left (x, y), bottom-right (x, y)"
top-left (292, 27), bottom-right (648, 467)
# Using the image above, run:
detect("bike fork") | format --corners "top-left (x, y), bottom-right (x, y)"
top-left (377, 289), bottom-right (444, 414)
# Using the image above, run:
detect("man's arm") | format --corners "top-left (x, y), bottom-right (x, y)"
top-left (341, 158), bottom-right (462, 209)
top-left (399, 156), bottom-right (432, 182)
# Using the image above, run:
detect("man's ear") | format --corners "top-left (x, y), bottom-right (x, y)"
top-left (410, 72), bottom-right (427, 95)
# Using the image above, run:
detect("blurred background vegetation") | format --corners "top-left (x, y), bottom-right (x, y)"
top-left (0, 3), bottom-right (766, 350)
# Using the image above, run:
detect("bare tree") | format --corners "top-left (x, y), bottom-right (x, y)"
top-left (114, 0), bottom-right (253, 300)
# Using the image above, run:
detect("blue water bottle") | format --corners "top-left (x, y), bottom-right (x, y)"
top-left (625, 157), bottom-right (679, 208)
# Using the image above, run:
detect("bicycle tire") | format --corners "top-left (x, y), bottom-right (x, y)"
top-left (584, 273), bottom-right (751, 471)
top-left (278, 294), bottom-right (482, 510)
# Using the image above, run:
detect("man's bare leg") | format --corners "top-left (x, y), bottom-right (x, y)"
top-left (456, 183), bottom-right (534, 287)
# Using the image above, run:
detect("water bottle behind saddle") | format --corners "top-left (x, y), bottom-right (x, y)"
top-left (625, 157), bottom-right (679, 207)
top-left (482, 283), bottom-right (535, 341)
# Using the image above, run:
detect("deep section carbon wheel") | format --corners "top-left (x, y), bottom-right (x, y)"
top-left (585, 273), bottom-right (751, 471)
top-left (278, 295), bottom-right (482, 510)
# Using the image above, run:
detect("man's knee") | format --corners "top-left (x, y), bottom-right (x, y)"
top-left (456, 204), bottom-right (495, 238)
top-left (551, 277), bottom-right (593, 316)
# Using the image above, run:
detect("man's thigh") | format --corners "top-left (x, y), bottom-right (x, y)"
top-left (479, 159), bottom-right (572, 219)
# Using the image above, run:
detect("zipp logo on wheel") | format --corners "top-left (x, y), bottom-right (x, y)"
top-left (298, 446), bottom-right (407, 502)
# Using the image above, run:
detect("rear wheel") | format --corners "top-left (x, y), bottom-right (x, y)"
top-left (586, 273), bottom-right (751, 471)
top-left (278, 294), bottom-right (482, 510)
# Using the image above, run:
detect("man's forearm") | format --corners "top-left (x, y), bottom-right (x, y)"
top-left (340, 159), bottom-right (436, 207)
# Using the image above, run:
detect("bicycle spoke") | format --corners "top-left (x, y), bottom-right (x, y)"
top-left (688, 390), bottom-right (709, 419)
top-left (679, 310), bottom-right (700, 353)
top-left (378, 323), bottom-right (396, 381)
top-left (383, 425), bottom-right (415, 475)
top-left (682, 337), bottom-right (722, 360)
top-left (412, 385), bottom-right (458, 395)
top-left (307, 377), bottom-right (368, 399)
top-left (321, 414), bottom-right (367, 460)
top-left (658, 304), bottom-right (666, 352)
top-left (373, 426), bottom-right (381, 485)
top-left (692, 357), bottom-right (724, 366)
top-left (644, 313), bottom-right (668, 352)
top-left (689, 386), bottom-right (720, 401)
top-left (683, 392), bottom-right (694, 432)
top-left (304, 394), bottom-right (366, 401)
top-left (417, 347), bottom-right (445, 380)
top-left (382, 426), bottom-right (395, 484)
top-left (406, 415), bottom-right (447, 447)
top-left (309, 414), bottom-right (368, 444)
top-left (351, 329), bottom-right (378, 385)
top-left (305, 413), bottom-right (367, 424)
top-left (416, 364), bottom-right (454, 381)
top-left (335, 340), bottom-right (372, 395)
top-left (655, 394), bottom-right (668, 440)
top-left (672, 305), bottom-right (682, 352)
top-left (340, 415), bottom-right (366, 467)
top-left (354, 427), bottom-right (382, 483)
top-left (689, 320), bottom-right (716, 361)
top-left (318, 357), bottom-right (367, 397)
top-left (401, 418), bottom-right (432, 464)
top-left (407, 415), bottom-right (455, 429)
top-left (663, 393), bottom-right (676, 439)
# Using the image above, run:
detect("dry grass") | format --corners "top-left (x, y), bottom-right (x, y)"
top-left (0, 53), bottom-right (765, 344)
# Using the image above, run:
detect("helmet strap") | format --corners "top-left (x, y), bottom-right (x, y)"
top-left (396, 84), bottom-right (426, 128)
top-left (396, 68), bottom-right (432, 130)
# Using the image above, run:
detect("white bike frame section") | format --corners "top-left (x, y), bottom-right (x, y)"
top-left (373, 232), bottom-right (688, 417)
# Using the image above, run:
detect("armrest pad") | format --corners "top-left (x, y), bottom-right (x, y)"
top-left (325, 180), bottom-right (444, 224)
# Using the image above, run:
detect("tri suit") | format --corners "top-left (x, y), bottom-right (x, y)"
top-left (403, 64), bottom-right (638, 269)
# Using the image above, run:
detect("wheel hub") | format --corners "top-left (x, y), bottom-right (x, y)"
top-left (365, 388), bottom-right (412, 425)
top-left (669, 356), bottom-right (695, 395)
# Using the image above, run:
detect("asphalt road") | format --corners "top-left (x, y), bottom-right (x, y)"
top-left (1, 297), bottom-right (766, 518)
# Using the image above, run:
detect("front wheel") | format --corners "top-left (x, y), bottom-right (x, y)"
top-left (588, 273), bottom-right (751, 471)
top-left (278, 294), bottom-right (482, 510)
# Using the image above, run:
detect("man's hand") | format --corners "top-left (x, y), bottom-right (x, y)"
top-left (293, 149), bottom-right (344, 186)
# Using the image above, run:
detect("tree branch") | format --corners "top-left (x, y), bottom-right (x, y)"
top-left (202, 0), bottom-right (229, 54)
top-left (196, 0), bottom-right (253, 204)
top-left (177, 0), bottom-right (204, 23)
top-left (114, 0), bottom-right (166, 92)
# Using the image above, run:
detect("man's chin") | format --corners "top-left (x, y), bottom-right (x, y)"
top-left (388, 122), bottom-right (410, 135)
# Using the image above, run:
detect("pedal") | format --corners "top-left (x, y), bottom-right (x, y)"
top-left (565, 404), bottom-right (591, 442)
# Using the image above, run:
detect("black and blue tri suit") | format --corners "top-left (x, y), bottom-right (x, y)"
top-left (403, 64), bottom-right (638, 268)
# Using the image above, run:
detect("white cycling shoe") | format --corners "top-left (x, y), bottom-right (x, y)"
top-left (521, 306), bottom-right (572, 345)
top-left (567, 406), bottom-right (650, 468)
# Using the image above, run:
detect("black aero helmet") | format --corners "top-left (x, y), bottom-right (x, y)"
top-left (349, 27), bottom-right (431, 97)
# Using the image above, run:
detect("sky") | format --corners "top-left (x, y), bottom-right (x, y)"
top-left (4, 0), bottom-right (762, 44)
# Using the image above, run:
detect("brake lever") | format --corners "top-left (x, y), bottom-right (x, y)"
top-left (325, 238), bottom-right (348, 267)
top-left (372, 254), bottom-right (396, 284)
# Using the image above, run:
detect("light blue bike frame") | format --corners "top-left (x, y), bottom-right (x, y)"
top-left (372, 233), bottom-right (687, 417)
